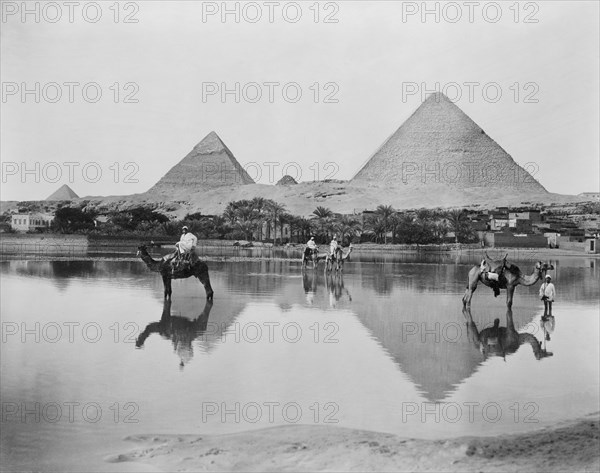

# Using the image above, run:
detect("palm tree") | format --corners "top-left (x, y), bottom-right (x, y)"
top-left (433, 220), bottom-right (450, 243)
top-left (394, 212), bottom-right (416, 244)
top-left (235, 205), bottom-right (255, 241)
top-left (297, 217), bottom-right (315, 243)
top-left (311, 206), bottom-right (333, 242)
top-left (446, 209), bottom-right (468, 244)
top-left (335, 215), bottom-right (361, 244)
top-left (251, 197), bottom-right (268, 241)
top-left (265, 201), bottom-right (286, 245)
top-left (283, 214), bottom-right (298, 243)
top-left (374, 205), bottom-right (395, 244)
top-left (365, 214), bottom-right (386, 243)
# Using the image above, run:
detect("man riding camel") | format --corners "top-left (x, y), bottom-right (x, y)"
top-left (164, 226), bottom-right (198, 270)
top-left (304, 236), bottom-right (318, 261)
top-left (330, 235), bottom-right (339, 257)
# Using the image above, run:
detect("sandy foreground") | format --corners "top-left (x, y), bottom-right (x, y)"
top-left (107, 414), bottom-right (599, 472)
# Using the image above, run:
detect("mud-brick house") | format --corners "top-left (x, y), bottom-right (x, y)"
top-left (586, 238), bottom-right (600, 254)
top-left (509, 210), bottom-right (542, 223)
top-left (489, 212), bottom-right (510, 231)
top-left (483, 229), bottom-right (547, 248)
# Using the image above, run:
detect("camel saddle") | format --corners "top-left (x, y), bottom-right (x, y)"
top-left (483, 256), bottom-right (510, 297)
top-left (173, 252), bottom-right (197, 271)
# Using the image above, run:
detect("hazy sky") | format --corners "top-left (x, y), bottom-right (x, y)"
top-left (1, 0), bottom-right (598, 201)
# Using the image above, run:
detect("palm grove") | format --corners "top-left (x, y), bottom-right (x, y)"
top-left (45, 198), bottom-right (478, 245)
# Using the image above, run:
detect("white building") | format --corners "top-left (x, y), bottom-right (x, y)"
top-left (578, 192), bottom-right (600, 202)
top-left (10, 213), bottom-right (54, 232)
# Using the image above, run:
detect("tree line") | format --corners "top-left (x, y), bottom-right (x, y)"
top-left (45, 198), bottom-right (478, 245)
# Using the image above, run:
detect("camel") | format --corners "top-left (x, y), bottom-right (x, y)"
top-left (462, 252), bottom-right (554, 308)
top-left (325, 245), bottom-right (353, 273)
top-left (301, 247), bottom-right (328, 270)
top-left (463, 306), bottom-right (551, 360)
top-left (137, 245), bottom-right (214, 300)
top-left (136, 298), bottom-right (213, 368)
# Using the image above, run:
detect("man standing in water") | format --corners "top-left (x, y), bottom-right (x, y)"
top-left (539, 275), bottom-right (556, 317)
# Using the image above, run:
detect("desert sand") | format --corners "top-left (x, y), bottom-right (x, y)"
top-left (108, 413), bottom-right (599, 472)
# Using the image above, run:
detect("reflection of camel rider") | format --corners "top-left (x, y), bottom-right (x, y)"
top-left (330, 235), bottom-right (338, 256)
top-left (136, 299), bottom-right (213, 369)
top-left (480, 259), bottom-right (501, 297)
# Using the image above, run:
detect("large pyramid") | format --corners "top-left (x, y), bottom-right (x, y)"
top-left (148, 131), bottom-right (255, 195)
top-left (46, 184), bottom-right (79, 201)
top-left (352, 93), bottom-right (547, 192)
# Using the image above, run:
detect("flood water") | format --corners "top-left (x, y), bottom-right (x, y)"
top-left (1, 255), bottom-right (599, 471)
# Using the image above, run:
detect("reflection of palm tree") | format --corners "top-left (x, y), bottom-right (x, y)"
top-left (136, 299), bottom-right (214, 368)
top-left (463, 307), bottom-right (551, 360)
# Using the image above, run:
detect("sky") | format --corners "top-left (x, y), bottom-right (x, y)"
top-left (1, 0), bottom-right (598, 201)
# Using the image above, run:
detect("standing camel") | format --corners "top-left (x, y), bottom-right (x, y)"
top-left (137, 245), bottom-right (214, 300)
top-left (325, 245), bottom-right (353, 273)
top-left (462, 306), bottom-right (550, 360)
top-left (462, 254), bottom-right (553, 308)
top-left (301, 247), bottom-right (328, 270)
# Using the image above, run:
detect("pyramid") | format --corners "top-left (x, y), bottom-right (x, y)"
top-left (148, 131), bottom-right (255, 194)
top-left (46, 184), bottom-right (79, 201)
top-left (352, 93), bottom-right (547, 192)
top-left (276, 175), bottom-right (298, 186)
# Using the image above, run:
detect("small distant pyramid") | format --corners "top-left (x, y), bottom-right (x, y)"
top-left (148, 131), bottom-right (254, 194)
top-left (46, 184), bottom-right (79, 201)
top-left (352, 93), bottom-right (547, 192)
top-left (276, 175), bottom-right (298, 186)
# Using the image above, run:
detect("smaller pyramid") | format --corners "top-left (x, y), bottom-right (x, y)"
top-left (276, 175), bottom-right (298, 186)
top-left (46, 184), bottom-right (79, 201)
top-left (148, 131), bottom-right (255, 194)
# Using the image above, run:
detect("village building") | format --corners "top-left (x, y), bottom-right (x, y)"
top-left (10, 213), bottom-right (54, 232)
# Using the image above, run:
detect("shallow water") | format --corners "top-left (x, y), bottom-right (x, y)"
top-left (1, 256), bottom-right (599, 471)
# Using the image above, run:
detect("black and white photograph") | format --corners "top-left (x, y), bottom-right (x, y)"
top-left (1, 1), bottom-right (599, 471)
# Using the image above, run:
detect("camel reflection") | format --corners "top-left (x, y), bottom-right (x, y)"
top-left (325, 273), bottom-right (352, 308)
top-left (301, 272), bottom-right (352, 307)
top-left (463, 307), bottom-right (552, 360)
top-left (303, 271), bottom-right (318, 305)
top-left (136, 299), bottom-right (213, 369)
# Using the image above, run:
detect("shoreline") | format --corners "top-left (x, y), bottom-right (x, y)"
top-left (108, 414), bottom-right (600, 472)
top-left (1, 234), bottom-right (598, 261)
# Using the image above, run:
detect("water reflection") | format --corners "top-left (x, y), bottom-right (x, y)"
top-left (302, 270), bottom-right (318, 305)
top-left (325, 273), bottom-right (352, 308)
top-left (463, 307), bottom-right (552, 361)
top-left (136, 299), bottom-right (214, 369)
top-left (1, 258), bottom-right (598, 472)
